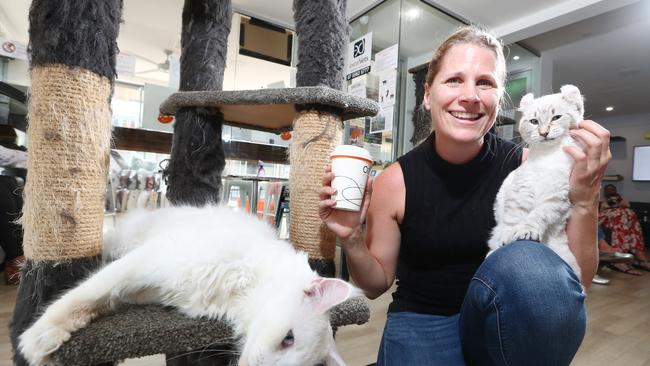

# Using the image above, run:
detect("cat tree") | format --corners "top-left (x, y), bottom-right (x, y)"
top-left (10, 1), bottom-right (121, 365)
top-left (12, 0), bottom-right (378, 364)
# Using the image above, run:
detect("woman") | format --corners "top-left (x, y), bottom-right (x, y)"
top-left (320, 26), bottom-right (611, 365)
top-left (599, 184), bottom-right (650, 274)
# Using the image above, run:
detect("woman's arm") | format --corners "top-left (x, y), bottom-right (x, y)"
top-left (320, 163), bottom-right (404, 299)
top-left (563, 120), bottom-right (612, 289)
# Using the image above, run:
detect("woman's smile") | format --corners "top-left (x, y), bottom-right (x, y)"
top-left (448, 110), bottom-right (485, 122)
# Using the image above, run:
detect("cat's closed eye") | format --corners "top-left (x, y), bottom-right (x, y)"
top-left (280, 329), bottom-right (294, 348)
top-left (551, 115), bottom-right (562, 121)
top-left (529, 118), bottom-right (539, 125)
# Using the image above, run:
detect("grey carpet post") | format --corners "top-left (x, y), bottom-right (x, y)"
top-left (164, 0), bottom-right (231, 206)
top-left (10, 1), bottom-right (122, 365)
top-left (309, 259), bottom-right (336, 279)
top-left (291, 0), bottom-right (349, 279)
top-left (164, 107), bottom-right (227, 206)
top-left (28, 0), bottom-right (122, 80)
top-left (293, 0), bottom-right (348, 90)
top-left (11, 258), bottom-right (106, 366)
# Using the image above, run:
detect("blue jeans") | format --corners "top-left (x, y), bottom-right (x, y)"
top-left (377, 241), bottom-right (586, 366)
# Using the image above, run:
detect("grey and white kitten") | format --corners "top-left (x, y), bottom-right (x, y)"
top-left (488, 85), bottom-right (584, 278)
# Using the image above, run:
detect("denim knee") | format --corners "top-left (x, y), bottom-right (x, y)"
top-left (477, 241), bottom-right (585, 324)
top-left (460, 240), bottom-right (586, 365)
top-left (479, 240), bottom-right (583, 301)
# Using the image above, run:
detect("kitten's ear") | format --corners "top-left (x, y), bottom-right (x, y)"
top-left (560, 84), bottom-right (584, 121)
top-left (519, 93), bottom-right (534, 111)
top-left (304, 277), bottom-right (359, 314)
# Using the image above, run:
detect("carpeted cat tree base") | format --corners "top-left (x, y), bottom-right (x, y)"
top-left (159, 86), bottom-right (379, 132)
top-left (49, 297), bottom-right (370, 365)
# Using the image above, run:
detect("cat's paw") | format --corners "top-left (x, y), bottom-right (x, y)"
top-left (511, 225), bottom-right (542, 242)
top-left (488, 230), bottom-right (511, 250)
top-left (19, 320), bottom-right (71, 366)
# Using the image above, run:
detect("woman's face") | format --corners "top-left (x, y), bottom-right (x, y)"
top-left (424, 44), bottom-right (501, 146)
top-left (604, 185), bottom-right (617, 198)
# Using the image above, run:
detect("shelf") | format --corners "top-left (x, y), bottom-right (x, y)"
top-left (159, 86), bottom-right (380, 133)
top-left (602, 174), bottom-right (623, 181)
top-left (51, 298), bottom-right (369, 365)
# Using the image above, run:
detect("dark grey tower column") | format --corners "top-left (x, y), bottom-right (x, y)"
top-left (164, 0), bottom-right (232, 206)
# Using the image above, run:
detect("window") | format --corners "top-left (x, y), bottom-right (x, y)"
top-left (111, 82), bottom-right (144, 128)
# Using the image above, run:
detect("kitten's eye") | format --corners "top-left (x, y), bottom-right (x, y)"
top-left (281, 330), bottom-right (294, 349)
top-left (551, 115), bottom-right (562, 121)
top-left (529, 119), bottom-right (539, 125)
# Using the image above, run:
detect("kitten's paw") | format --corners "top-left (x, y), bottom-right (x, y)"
top-left (511, 226), bottom-right (542, 242)
top-left (19, 321), bottom-right (71, 366)
top-left (488, 231), bottom-right (511, 250)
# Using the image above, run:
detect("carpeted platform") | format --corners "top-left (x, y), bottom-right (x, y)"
top-left (50, 296), bottom-right (370, 365)
top-left (159, 86), bottom-right (380, 132)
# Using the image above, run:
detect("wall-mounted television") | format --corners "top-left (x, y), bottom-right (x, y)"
top-left (632, 145), bottom-right (650, 181)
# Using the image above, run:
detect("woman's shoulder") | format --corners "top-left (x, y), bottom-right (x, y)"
top-left (371, 162), bottom-right (405, 221)
top-left (375, 162), bottom-right (404, 192)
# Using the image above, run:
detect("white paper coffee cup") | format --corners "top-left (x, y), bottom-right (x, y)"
top-left (329, 145), bottom-right (373, 211)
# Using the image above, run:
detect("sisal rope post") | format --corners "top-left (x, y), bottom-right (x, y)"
top-left (22, 65), bottom-right (112, 261)
top-left (289, 110), bottom-right (343, 277)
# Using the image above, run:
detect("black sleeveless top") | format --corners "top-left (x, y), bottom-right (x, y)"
top-left (391, 132), bottom-right (522, 315)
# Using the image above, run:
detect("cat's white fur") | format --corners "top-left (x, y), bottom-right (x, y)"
top-left (488, 85), bottom-right (584, 278)
top-left (20, 205), bottom-right (358, 366)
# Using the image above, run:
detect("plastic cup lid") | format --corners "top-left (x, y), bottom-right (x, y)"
top-left (330, 145), bottom-right (373, 164)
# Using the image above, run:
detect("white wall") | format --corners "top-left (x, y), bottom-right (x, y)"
top-left (5, 58), bottom-right (29, 86)
top-left (599, 112), bottom-right (650, 203)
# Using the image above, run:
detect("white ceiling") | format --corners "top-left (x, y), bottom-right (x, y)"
top-left (524, 0), bottom-right (650, 119)
top-left (0, 0), bottom-right (649, 119)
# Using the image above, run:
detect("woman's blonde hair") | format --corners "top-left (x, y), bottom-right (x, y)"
top-left (424, 25), bottom-right (506, 89)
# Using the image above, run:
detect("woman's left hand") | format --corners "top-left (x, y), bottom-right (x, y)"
top-left (564, 120), bottom-right (612, 210)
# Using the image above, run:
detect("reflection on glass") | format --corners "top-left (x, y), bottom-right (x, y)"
top-left (347, 0), bottom-right (466, 161)
top-left (399, 0), bottom-right (461, 154)
top-left (111, 82), bottom-right (144, 129)
top-left (347, 0), bottom-right (401, 166)
top-left (499, 43), bottom-right (540, 142)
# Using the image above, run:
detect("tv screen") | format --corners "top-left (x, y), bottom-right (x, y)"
top-left (632, 145), bottom-right (650, 181)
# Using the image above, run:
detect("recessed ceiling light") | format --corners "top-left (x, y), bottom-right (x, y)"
top-left (404, 8), bottom-right (420, 20)
top-left (513, 55), bottom-right (520, 60)
top-left (606, 106), bottom-right (614, 111)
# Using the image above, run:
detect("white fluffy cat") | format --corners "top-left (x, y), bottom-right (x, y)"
top-left (19, 205), bottom-right (358, 366)
top-left (487, 85), bottom-right (584, 278)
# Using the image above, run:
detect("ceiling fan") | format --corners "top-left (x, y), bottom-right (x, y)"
top-left (136, 49), bottom-right (173, 75)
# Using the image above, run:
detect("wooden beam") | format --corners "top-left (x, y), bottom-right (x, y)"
top-left (112, 127), bottom-right (288, 163)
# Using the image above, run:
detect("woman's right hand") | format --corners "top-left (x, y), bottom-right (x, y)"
top-left (319, 165), bottom-right (373, 240)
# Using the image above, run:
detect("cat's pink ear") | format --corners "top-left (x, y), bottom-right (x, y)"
top-left (519, 93), bottom-right (534, 110)
top-left (304, 277), bottom-right (358, 314)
